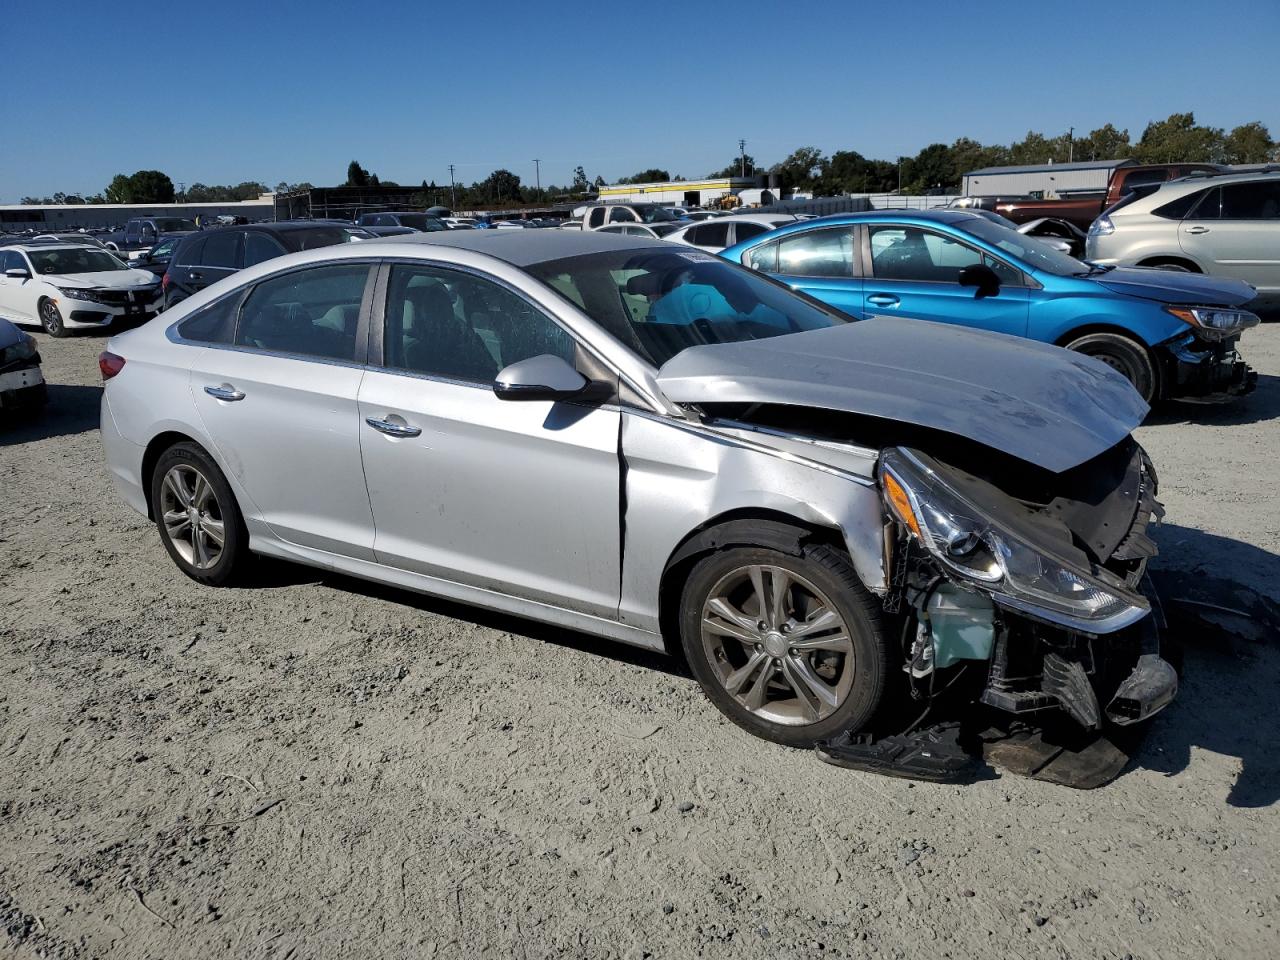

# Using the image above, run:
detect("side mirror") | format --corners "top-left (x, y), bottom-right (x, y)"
top-left (958, 263), bottom-right (1000, 298)
top-left (493, 354), bottom-right (589, 402)
top-left (4, 267), bottom-right (30, 280)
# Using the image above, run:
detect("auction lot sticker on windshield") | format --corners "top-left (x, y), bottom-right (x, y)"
top-left (675, 250), bottom-right (720, 263)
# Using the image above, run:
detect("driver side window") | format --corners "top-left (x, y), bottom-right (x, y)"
top-left (868, 226), bottom-right (1020, 285)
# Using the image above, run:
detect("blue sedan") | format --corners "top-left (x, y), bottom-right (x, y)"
top-left (721, 210), bottom-right (1259, 403)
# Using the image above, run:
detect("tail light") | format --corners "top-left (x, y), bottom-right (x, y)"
top-left (99, 351), bottom-right (126, 381)
top-left (161, 271), bottom-right (171, 294)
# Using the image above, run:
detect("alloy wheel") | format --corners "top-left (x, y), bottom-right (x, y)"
top-left (40, 301), bottom-right (63, 335)
top-left (158, 464), bottom-right (226, 570)
top-left (700, 564), bottom-right (855, 726)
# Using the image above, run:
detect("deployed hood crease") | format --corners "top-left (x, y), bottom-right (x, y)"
top-left (656, 317), bottom-right (1148, 473)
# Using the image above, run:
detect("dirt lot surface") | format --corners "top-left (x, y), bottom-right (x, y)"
top-left (2, 323), bottom-right (1278, 960)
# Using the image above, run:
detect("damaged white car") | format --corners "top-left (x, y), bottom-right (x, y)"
top-left (99, 230), bottom-right (1176, 754)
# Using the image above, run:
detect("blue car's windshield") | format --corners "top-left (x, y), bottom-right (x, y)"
top-left (955, 217), bottom-right (1090, 277)
top-left (526, 248), bottom-right (850, 367)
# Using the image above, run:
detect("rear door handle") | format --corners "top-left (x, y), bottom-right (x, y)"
top-left (867, 294), bottom-right (900, 307)
top-left (1185, 226), bottom-right (1210, 235)
top-left (204, 384), bottom-right (245, 401)
top-left (365, 415), bottom-right (422, 438)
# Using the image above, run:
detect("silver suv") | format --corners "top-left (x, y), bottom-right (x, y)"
top-left (1087, 171), bottom-right (1280, 307)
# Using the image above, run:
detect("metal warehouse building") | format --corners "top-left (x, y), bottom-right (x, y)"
top-left (596, 177), bottom-right (756, 207)
top-left (0, 197), bottom-right (275, 231)
top-left (962, 159), bottom-right (1133, 198)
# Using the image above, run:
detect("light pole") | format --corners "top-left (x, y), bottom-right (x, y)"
top-left (533, 159), bottom-right (541, 196)
top-left (1068, 126), bottom-right (1075, 163)
top-left (448, 164), bottom-right (456, 208)
top-left (739, 139), bottom-right (746, 178)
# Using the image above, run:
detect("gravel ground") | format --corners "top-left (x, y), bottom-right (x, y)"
top-left (2, 323), bottom-right (1278, 960)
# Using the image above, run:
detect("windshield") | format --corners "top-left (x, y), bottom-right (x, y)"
top-left (27, 248), bottom-right (129, 275)
top-left (639, 206), bottom-right (677, 223)
top-left (526, 248), bottom-right (851, 367)
top-left (954, 217), bottom-right (1088, 276)
top-left (153, 219), bottom-right (196, 232)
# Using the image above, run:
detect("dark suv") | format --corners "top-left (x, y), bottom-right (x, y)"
top-left (163, 221), bottom-right (374, 308)
top-left (355, 212), bottom-right (450, 235)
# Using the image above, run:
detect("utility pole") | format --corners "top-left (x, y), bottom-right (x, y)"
top-left (533, 159), bottom-right (541, 195)
top-left (1068, 126), bottom-right (1075, 163)
top-left (448, 164), bottom-right (456, 208)
top-left (897, 159), bottom-right (902, 194)
top-left (177, 182), bottom-right (185, 203)
top-left (738, 139), bottom-right (747, 178)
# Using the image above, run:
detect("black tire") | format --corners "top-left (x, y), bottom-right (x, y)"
top-left (39, 299), bottom-right (67, 337)
top-left (679, 543), bottom-right (891, 747)
top-left (150, 441), bottom-right (249, 586)
top-left (1065, 331), bottom-right (1158, 403)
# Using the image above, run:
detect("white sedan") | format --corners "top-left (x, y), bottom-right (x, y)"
top-left (0, 244), bottom-right (162, 337)
top-left (664, 213), bottom-right (802, 254)
top-left (595, 222), bottom-right (684, 241)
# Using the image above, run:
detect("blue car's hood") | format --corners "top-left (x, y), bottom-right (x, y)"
top-left (656, 317), bottom-right (1148, 473)
top-left (1093, 267), bottom-right (1256, 307)
top-left (0, 318), bottom-right (24, 351)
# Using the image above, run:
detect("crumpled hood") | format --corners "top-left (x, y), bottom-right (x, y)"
top-left (656, 317), bottom-right (1148, 473)
top-left (54, 270), bottom-right (160, 290)
top-left (1094, 267), bottom-right (1255, 306)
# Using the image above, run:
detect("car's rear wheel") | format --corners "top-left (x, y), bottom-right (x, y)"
top-left (39, 300), bottom-right (67, 337)
top-left (150, 442), bottom-right (248, 586)
top-left (679, 544), bottom-right (890, 747)
top-left (1065, 331), bottom-right (1158, 403)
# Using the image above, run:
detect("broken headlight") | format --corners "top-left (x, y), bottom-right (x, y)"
top-left (879, 448), bottom-right (1149, 634)
top-left (1165, 305), bottom-right (1260, 341)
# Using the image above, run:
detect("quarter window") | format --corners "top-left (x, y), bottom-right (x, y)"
top-left (1153, 190), bottom-right (1206, 220)
top-left (177, 293), bottom-right (238, 344)
top-left (587, 208), bottom-right (605, 229)
top-left (776, 228), bottom-right (856, 278)
top-left (383, 264), bottom-right (575, 384)
top-left (234, 264), bottom-right (370, 361)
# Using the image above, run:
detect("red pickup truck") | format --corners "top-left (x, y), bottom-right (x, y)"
top-left (991, 163), bottom-right (1225, 230)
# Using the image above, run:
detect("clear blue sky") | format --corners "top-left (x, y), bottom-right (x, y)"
top-left (3, 0), bottom-right (1277, 201)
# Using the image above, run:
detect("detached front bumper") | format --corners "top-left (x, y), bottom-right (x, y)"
top-left (0, 359), bottom-right (47, 410)
top-left (1159, 332), bottom-right (1256, 402)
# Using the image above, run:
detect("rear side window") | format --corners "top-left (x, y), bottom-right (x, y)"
top-left (733, 222), bottom-right (772, 242)
top-left (176, 293), bottom-right (238, 344)
top-left (202, 231), bottom-right (240, 269)
top-left (689, 222), bottom-right (730, 247)
top-left (609, 207), bottom-right (638, 223)
top-left (234, 264), bottom-right (370, 361)
top-left (1152, 190), bottom-right (1206, 220)
top-left (175, 236), bottom-right (206, 267)
top-left (1188, 188), bottom-right (1222, 220)
top-left (1220, 181), bottom-right (1280, 220)
top-left (587, 208), bottom-right (605, 228)
top-left (243, 232), bottom-right (287, 267)
top-left (777, 227), bottom-right (856, 278)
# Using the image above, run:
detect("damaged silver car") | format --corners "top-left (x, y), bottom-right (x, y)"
top-left (100, 230), bottom-right (1177, 748)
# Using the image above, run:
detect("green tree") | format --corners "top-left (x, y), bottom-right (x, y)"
top-left (102, 170), bottom-right (175, 203)
top-left (1134, 112), bottom-right (1225, 163)
top-left (345, 160), bottom-right (370, 187)
top-left (903, 143), bottom-right (956, 192)
top-left (1223, 122), bottom-right (1275, 164)
top-left (771, 146), bottom-right (826, 190)
top-left (478, 168), bottom-right (523, 204)
top-left (1075, 123), bottom-right (1131, 161)
top-left (571, 166), bottom-right (590, 192)
top-left (709, 154), bottom-right (757, 178)
top-left (619, 168), bottom-right (671, 184)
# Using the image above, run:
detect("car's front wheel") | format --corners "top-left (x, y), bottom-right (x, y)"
top-left (679, 544), bottom-right (890, 747)
top-left (1065, 331), bottom-right (1158, 403)
top-left (39, 300), bottom-right (67, 337)
top-left (150, 442), bottom-right (248, 586)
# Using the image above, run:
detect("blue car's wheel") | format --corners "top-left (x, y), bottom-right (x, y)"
top-left (1065, 332), bottom-right (1157, 403)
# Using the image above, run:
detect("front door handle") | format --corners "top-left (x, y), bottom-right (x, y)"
top-left (1185, 226), bottom-right (1210, 235)
top-left (365, 415), bottom-right (422, 438)
top-left (204, 383), bottom-right (245, 401)
top-left (867, 294), bottom-right (900, 307)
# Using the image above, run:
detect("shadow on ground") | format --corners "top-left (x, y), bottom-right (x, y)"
top-left (0, 384), bottom-right (102, 445)
top-left (1147, 373), bottom-right (1280, 427)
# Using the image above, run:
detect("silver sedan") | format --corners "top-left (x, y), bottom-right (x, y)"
top-left (100, 230), bottom-right (1175, 746)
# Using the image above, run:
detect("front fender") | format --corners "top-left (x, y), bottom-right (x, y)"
top-left (1031, 292), bottom-right (1188, 348)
